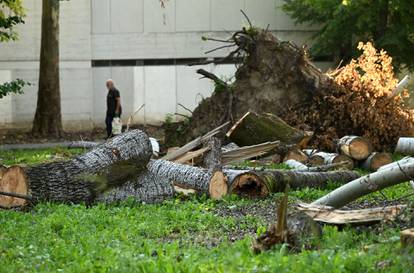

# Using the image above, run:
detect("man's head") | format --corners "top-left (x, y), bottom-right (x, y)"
top-left (106, 79), bottom-right (114, 90)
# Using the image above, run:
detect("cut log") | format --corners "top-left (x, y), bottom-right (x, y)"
top-left (162, 122), bottom-right (230, 161)
top-left (283, 149), bottom-right (308, 163)
top-left (224, 169), bottom-right (359, 198)
top-left (309, 152), bottom-right (354, 169)
top-left (395, 137), bottom-right (414, 155)
top-left (338, 136), bottom-right (372, 160)
top-left (226, 112), bottom-right (311, 147)
top-left (297, 203), bottom-right (405, 225)
top-left (312, 157), bottom-right (414, 208)
top-left (0, 130), bottom-right (152, 208)
top-left (147, 159), bottom-right (228, 200)
top-left (96, 170), bottom-right (174, 204)
top-left (360, 152), bottom-right (393, 171)
top-left (401, 228), bottom-right (414, 248)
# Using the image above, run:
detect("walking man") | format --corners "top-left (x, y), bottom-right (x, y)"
top-left (105, 79), bottom-right (122, 138)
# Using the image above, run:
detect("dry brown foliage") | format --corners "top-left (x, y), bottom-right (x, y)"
top-left (293, 42), bottom-right (414, 150)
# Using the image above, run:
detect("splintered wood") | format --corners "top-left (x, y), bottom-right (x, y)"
top-left (297, 203), bottom-right (405, 225)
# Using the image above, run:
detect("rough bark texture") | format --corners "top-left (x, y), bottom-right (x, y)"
top-left (0, 130), bottom-right (152, 207)
top-left (202, 137), bottom-right (222, 171)
top-left (96, 170), bottom-right (174, 204)
top-left (223, 168), bottom-right (359, 198)
top-left (395, 137), bottom-right (414, 155)
top-left (360, 152), bottom-right (393, 171)
top-left (32, 0), bottom-right (62, 137)
top-left (258, 170), bottom-right (360, 194)
top-left (148, 159), bottom-right (213, 193)
top-left (313, 158), bottom-right (414, 208)
top-left (338, 136), bottom-right (372, 160)
top-left (226, 112), bottom-right (310, 146)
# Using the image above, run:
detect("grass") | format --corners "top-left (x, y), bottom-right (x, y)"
top-left (1, 149), bottom-right (414, 272)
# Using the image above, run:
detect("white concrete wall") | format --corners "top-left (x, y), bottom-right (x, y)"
top-left (0, 0), bottom-right (324, 130)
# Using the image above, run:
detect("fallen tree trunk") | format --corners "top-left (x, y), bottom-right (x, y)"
top-left (395, 137), bottom-right (414, 155)
top-left (147, 159), bottom-right (228, 199)
top-left (96, 170), bottom-right (175, 204)
top-left (0, 130), bottom-right (152, 208)
top-left (312, 157), bottom-right (414, 208)
top-left (309, 152), bottom-right (354, 169)
top-left (226, 112), bottom-right (311, 147)
top-left (224, 169), bottom-right (359, 198)
top-left (221, 141), bottom-right (280, 165)
top-left (284, 159), bottom-right (308, 170)
top-left (338, 136), bottom-right (372, 160)
top-left (360, 152), bottom-right (392, 171)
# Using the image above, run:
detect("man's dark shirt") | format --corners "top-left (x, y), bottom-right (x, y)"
top-left (106, 88), bottom-right (122, 116)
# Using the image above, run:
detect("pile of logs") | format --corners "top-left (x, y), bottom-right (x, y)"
top-left (1, 112), bottom-right (413, 210)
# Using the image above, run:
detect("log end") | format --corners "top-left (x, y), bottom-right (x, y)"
top-left (401, 228), bottom-right (414, 249)
top-left (0, 166), bottom-right (28, 208)
top-left (332, 155), bottom-right (354, 169)
top-left (209, 171), bottom-right (228, 200)
top-left (229, 173), bottom-right (268, 198)
top-left (348, 137), bottom-right (372, 160)
top-left (283, 149), bottom-right (308, 163)
top-left (309, 155), bottom-right (324, 166)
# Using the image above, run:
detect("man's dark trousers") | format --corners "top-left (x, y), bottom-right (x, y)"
top-left (105, 113), bottom-right (114, 138)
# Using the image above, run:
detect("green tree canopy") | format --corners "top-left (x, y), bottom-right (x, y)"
top-left (0, 0), bottom-right (27, 99)
top-left (0, 0), bottom-right (25, 41)
top-left (283, 0), bottom-right (414, 70)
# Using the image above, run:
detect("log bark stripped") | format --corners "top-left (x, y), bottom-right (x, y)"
top-left (312, 157), bottom-right (414, 208)
top-left (338, 136), bottom-right (372, 160)
top-left (226, 112), bottom-right (311, 147)
top-left (0, 130), bottom-right (152, 207)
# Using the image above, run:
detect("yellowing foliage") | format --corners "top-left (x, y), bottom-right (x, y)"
top-left (295, 42), bottom-right (414, 150)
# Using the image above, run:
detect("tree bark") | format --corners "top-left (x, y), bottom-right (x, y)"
top-left (0, 130), bottom-right (152, 207)
top-left (338, 136), bottom-right (372, 160)
top-left (395, 137), bottom-right (414, 155)
top-left (284, 159), bottom-right (308, 170)
top-left (224, 169), bottom-right (359, 198)
top-left (202, 137), bottom-right (222, 172)
top-left (360, 152), bottom-right (392, 171)
top-left (309, 152), bottom-right (354, 169)
top-left (96, 170), bottom-right (174, 204)
top-left (312, 158), bottom-right (414, 208)
top-left (226, 112), bottom-right (311, 147)
top-left (32, 0), bottom-right (62, 137)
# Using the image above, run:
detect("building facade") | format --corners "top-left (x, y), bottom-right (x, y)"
top-left (0, 0), bottom-right (323, 131)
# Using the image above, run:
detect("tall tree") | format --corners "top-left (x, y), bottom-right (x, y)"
top-left (283, 0), bottom-right (414, 70)
top-left (32, 0), bottom-right (62, 137)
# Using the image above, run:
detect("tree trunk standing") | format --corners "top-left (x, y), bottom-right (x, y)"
top-left (32, 0), bottom-right (62, 137)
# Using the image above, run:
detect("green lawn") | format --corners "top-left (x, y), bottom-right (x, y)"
top-left (0, 149), bottom-right (413, 273)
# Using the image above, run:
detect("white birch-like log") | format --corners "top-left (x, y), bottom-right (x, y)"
top-left (395, 137), bottom-right (414, 155)
top-left (391, 75), bottom-right (411, 97)
top-left (284, 159), bottom-right (308, 170)
top-left (312, 158), bottom-right (414, 208)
